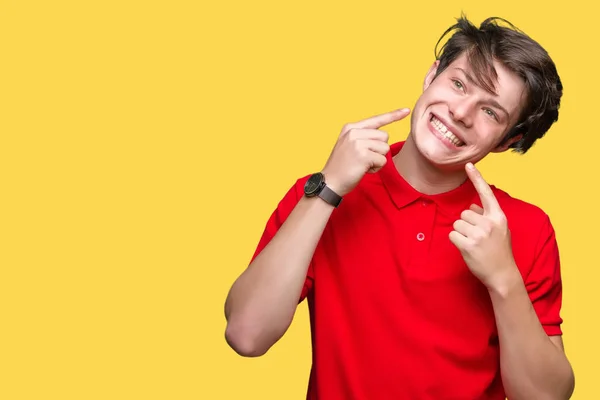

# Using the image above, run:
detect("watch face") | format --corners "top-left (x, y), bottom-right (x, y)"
top-left (305, 173), bottom-right (323, 196)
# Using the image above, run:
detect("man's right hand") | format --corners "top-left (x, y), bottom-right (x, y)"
top-left (225, 108), bottom-right (411, 357)
top-left (322, 108), bottom-right (411, 197)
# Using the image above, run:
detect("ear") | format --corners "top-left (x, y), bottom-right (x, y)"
top-left (491, 133), bottom-right (523, 153)
top-left (423, 60), bottom-right (441, 91)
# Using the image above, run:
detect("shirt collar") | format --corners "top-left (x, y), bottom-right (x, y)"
top-left (379, 141), bottom-right (480, 215)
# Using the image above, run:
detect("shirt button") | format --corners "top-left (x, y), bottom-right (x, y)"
top-left (416, 232), bottom-right (425, 241)
top-left (421, 200), bottom-right (430, 207)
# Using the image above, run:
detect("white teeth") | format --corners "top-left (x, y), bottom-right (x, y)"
top-left (431, 116), bottom-right (463, 146)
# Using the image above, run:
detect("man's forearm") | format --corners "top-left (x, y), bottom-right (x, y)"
top-left (488, 267), bottom-right (574, 400)
top-left (224, 196), bottom-right (335, 357)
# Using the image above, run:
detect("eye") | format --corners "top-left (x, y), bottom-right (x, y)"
top-left (484, 108), bottom-right (498, 120)
top-left (452, 79), bottom-right (465, 91)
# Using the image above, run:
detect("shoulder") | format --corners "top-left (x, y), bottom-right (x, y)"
top-left (267, 175), bottom-right (311, 215)
top-left (492, 186), bottom-right (550, 226)
top-left (491, 187), bottom-right (562, 284)
top-left (491, 186), bottom-right (556, 255)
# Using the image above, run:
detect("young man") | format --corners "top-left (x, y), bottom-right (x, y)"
top-left (224, 16), bottom-right (575, 400)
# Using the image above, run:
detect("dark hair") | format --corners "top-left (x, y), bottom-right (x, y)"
top-left (433, 15), bottom-right (562, 153)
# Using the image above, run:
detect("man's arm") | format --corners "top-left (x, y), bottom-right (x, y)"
top-left (489, 272), bottom-right (574, 400)
top-left (224, 195), bottom-right (334, 357)
top-left (449, 162), bottom-right (574, 399)
top-left (224, 108), bottom-right (410, 357)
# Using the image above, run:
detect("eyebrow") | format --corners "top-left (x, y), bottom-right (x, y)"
top-left (454, 67), bottom-right (510, 119)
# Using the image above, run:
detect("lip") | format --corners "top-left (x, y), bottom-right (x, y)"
top-left (428, 112), bottom-right (466, 147)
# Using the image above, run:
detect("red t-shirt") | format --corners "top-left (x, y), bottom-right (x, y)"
top-left (250, 141), bottom-right (563, 399)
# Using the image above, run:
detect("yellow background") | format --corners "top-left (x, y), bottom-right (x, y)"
top-left (1, 0), bottom-right (597, 398)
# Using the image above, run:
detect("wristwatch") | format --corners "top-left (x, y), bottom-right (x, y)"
top-left (304, 172), bottom-right (342, 208)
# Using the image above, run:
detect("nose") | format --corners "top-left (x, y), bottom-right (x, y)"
top-left (448, 97), bottom-right (476, 128)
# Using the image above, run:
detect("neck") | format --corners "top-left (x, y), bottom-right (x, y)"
top-left (393, 134), bottom-right (467, 195)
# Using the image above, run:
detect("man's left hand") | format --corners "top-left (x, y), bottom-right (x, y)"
top-left (449, 162), bottom-right (518, 291)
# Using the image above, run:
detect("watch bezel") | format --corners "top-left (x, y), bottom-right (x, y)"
top-left (304, 172), bottom-right (326, 197)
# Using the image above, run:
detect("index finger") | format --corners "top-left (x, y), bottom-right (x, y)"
top-left (465, 162), bottom-right (500, 213)
top-left (348, 108), bottom-right (411, 131)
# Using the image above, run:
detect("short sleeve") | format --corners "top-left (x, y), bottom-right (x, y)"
top-left (250, 177), bottom-right (314, 302)
top-left (524, 214), bottom-right (563, 336)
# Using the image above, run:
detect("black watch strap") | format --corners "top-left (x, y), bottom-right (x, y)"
top-left (318, 185), bottom-right (342, 207)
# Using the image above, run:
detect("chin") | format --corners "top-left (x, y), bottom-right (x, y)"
top-left (414, 136), bottom-right (468, 172)
top-left (410, 116), bottom-right (471, 169)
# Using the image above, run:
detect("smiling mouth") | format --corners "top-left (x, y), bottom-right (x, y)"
top-left (430, 115), bottom-right (465, 147)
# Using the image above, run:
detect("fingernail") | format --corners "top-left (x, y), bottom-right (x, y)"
top-left (466, 162), bottom-right (475, 170)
